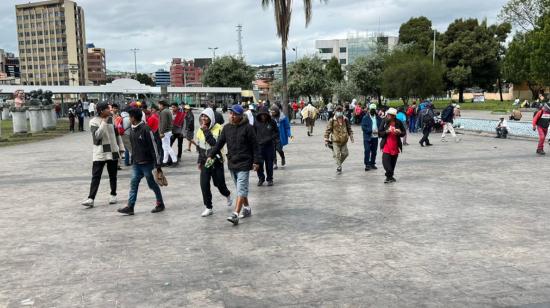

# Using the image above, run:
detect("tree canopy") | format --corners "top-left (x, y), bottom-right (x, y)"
top-left (325, 56), bottom-right (344, 83)
top-left (288, 56), bottom-right (328, 102)
top-left (498, 0), bottom-right (550, 31)
top-left (398, 16), bottom-right (436, 55)
top-left (135, 73), bottom-right (154, 86)
top-left (348, 52), bottom-right (385, 102)
top-left (202, 56), bottom-right (256, 89)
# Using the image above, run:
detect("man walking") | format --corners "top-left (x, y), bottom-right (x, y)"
top-left (117, 108), bottom-right (165, 215)
top-left (254, 106), bottom-right (280, 186)
top-left (196, 108), bottom-right (233, 217)
top-left (270, 106), bottom-right (292, 169)
top-left (170, 103), bottom-right (184, 161)
top-left (183, 105), bottom-right (197, 152)
top-left (324, 106), bottom-right (354, 173)
top-left (208, 104), bottom-right (260, 225)
top-left (419, 103), bottom-right (435, 147)
top-left (302, 103), bottom-right (319, 136)
top-left (81, 102), bottom-right (124, 208)
top-left (441, 103), bottom-right (460, 142)
top-left (158, 101), bottom-right (178, 166)
top-left (361, 104), bottom-right (382, 171)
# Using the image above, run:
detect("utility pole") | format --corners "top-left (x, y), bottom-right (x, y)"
top-left (130, 48), bottom-right (139, 76)
top-left (433, 30), bottom-right (436, 66)
top-left (292, 47), bottom-right (298, 62)
top-left (236, 24), bottom-right (243, 59)
top-left (208, 47), bottom-right (219, 61)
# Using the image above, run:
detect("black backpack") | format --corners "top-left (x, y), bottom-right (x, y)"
top-left (441, 106), bottom-right (453, 122)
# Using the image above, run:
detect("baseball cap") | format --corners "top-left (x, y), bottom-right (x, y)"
top-left (229, 104), bottom-right (244, 115)
top-left (184, 105), bottom-right (191, 110)
top-left (369, 103), bottom-right (377, 110)
top-left (386, 108), bottom-right (397, 116)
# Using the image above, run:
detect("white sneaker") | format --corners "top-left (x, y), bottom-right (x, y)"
top-left (455, 138), bottom-right (462, 143)
top-left (226, 195), bottom-right (233, 207)
top-left (109, 195), bottom-right (117, 204)
top-left (201, 208), bottom-right (213, 217)
top-left (441, 138), bottom-right (447, 142)
top-left (81, 198), bottom-right (94, 207)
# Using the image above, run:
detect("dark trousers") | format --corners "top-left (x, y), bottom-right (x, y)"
top-left (257, 143), bottom-right (275, 182)
top-left (200, 163), bottom-right (231, 209)
top-left (88, 160), bottom-right (118, 199)
top-left (496, 127), bottom-right (508, 138)
top-left (363, 137), bottom-right (379, 167)
top-left (77, 116), bottom-right (84, 131)
top-left (409, 116), bottom-right (416, 133)
top-left (69, 117), bottom-right (75, 132)
top-left (170, 133), bottom-right (184, 159)
top-left (273, 143), bottom-right (285, 165)
top-left (128, 163), bottom-right (163, 207)
top-left (419, 126), bottom-right (432, 145)
top-left (382, 153), bottom-right (398, 179)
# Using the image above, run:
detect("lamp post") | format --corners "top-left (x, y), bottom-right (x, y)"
top-left (292, 47), bottom-right (298, 62)
top-left (208, 47), bottom-right (219, 60)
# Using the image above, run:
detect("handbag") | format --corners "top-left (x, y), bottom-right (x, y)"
top-left (154, 169), bottom-right (168, 186)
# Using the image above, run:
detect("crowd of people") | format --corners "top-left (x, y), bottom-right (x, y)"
top-left (78, 92), bottom-right (550, 224)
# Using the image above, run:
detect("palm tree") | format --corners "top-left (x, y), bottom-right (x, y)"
top-left (262, 0), bottom-right (326, 116)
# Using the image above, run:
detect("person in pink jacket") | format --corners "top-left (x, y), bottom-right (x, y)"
top-left (532, 96), bottom-right (550, 155)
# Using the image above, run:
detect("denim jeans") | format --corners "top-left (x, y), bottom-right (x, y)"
top-left (229, 169), bottom-right (250, 197)
top-left (363, 137), bottom-right (379, 167)
top-left (128, 163), bottom-right (163, 207)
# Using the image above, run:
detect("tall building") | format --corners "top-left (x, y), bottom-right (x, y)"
top-left (87, 46), bottom-right (106, 85)
top-left (16, 0), bottom-right (88, 86)
top-left (155, 69), bottom-right (170, 86)
top-left (170, 58), bottom-right (204, 87)
top-left (5, 52), bottom-right (21, 78)
top-left (315, 33), bottom-right (398, 67)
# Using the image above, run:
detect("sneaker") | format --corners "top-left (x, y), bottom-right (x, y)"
top-left (227, 213), bottom-right (239, 225)
top-left (117, 206), bottom-right (134, 215)
top-left (273, 164), bottom-right (278, 170)
top-left (426, 143), bottom-right (433, 147)
top-left (441, 138), bottom-right (447, 142)
top-left (226, 195), bottom-right (233, 207)
top-left (336, 166), bottom-right (342, 173)
top-left (257, 180), bottom-right (264, 187)
top-left (365, 166), bottom-right (371, 171)
top-left (201, 208), bottom-right (213, 217)
top-left (537, 149), bottom-right (546, 155)
top-left (240, 207), bottom-right (252, 218)
top-left (390, 177), bottom-right (397, 183)
top-left (281, 157), bottom-right (286, 166)
top-left (370, 165), bottom-right (378, 170)
top-left (384, 178), bottom-right (391, 184)
top-left (109, 195), bottom-right (117, 205)
top-left (419, 141), bottom-right (424, 147)
top-left (151, 203), bottom-right (165, 213)
top-left (81, 198), bottom-right (94, 207)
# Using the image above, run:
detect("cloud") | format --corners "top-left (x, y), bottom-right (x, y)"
top-left (1, 0), bottom-right (509, 73)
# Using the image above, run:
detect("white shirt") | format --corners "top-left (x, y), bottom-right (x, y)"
top-left (371, 114), bottom-right (378, 134)
top-left (88, 102), bottom-right (96, 113)
top-left (245, 110), bottom-right (254, 125)
top-left (497, 119), bottom-right (507, 128)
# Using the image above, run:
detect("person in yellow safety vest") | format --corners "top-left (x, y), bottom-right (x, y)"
top-left (196, 108), bottom-right (233, 217)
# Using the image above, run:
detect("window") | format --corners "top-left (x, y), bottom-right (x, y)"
top-left (319, 48), bottom-right (333, 54)
top-left (339, 59), bottom-right (347, 65)
top-left (340, 47), bottom-right (347, 53)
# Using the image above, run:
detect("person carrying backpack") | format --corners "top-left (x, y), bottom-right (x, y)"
top-left (533, 99), bottom-right (550, 155)
top-left (419, 103), bottom-right (435, 147)
top-left (441, 103), bottom-right (461, 143)
top-left (324, 106), bottom-right (354, 174)
top-left (406, 102), bottom-right (417, 133)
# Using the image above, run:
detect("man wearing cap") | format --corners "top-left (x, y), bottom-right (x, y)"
top-left (361, 103), bottom-right (382, 171)
top-left (324, 106), bottom-right (354, 173)
top-left (495, 116), bottom-right (508, 139)
top-left (81, 102), bottom-right (124, 208)
top-left (183, 105), bottom-right (197, 152)
top-left (208, 104), bottom-right (261, 225)
top-left (158, 101), bottom-right (178, 166)
top-left (379, 107), bottom-right (406, 183)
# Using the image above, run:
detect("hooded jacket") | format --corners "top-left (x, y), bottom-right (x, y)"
top-left (533, 104), bottom-right (550, 129)
top-left (254, 107), bottom-right (280, 146)
top-left (196, 108), bottom-right (223, 166)
top-left (129, 121), bottom-right (162, 167)
top-left (210, 116), bottom-right (261, 171)
top-left (378, 118), bottom-right (407, 154)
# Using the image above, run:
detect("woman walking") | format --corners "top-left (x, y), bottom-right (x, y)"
top-left (270, 106), bottom-right (292, 169)
top-left (378, 108), bottom-right (406, 184)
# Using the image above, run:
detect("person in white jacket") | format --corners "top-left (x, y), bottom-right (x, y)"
top-left (496, 117), bottom-right (508, 139)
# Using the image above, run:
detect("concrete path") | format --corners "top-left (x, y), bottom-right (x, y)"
top-left (1, 120), bottom-right (550, 307)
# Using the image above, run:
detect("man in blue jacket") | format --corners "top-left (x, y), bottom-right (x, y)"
top-left (361, 104), bottom-right (382, 171)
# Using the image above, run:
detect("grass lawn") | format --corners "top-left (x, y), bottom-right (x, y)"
top-left (387, 99), bottom-right (514, 112)
top-left (0, 118), bottom-right (70, 147)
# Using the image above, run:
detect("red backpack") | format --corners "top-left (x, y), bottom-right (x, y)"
top-left (115, 116), bottom-right (125, 135)
top-left (406, 106), bottom-right (414, 117)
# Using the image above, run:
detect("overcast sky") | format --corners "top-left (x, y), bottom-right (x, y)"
top-left (1, 0), bottom-right (509, 73)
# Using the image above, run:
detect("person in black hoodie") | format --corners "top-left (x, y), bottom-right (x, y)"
top-left (196, 108), bottom-right (232, 217)
top-left (254, 106), bottom-right (280, 187)
top-left (117, 108), bottom-right (165, 215)
top-left (208, 104), bottom-right (260, 225)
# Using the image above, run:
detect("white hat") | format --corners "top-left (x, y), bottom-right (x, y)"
top-left (386, 108), bottom-right (397, 116)
top-left (456, 105), bottom-right (461, 109)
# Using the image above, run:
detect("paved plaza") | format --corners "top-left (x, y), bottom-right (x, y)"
top-left (1, 119), bottom-right (550, 307)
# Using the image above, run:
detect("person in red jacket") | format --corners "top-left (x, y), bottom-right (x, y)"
top-left (532, 99), bottom-right (550, 155)
top-left (148, 104), bottom-right (163, 161)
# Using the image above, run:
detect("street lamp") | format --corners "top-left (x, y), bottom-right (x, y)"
top-left (208, 47), bottom-right (219, 60)
top-left (292, 47), bottom-right (298, 62)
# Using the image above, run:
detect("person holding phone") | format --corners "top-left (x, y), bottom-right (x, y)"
top-left (378, 108), bottom-right (406, 184)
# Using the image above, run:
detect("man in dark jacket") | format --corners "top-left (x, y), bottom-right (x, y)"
top-left (117, 108), bottom-right (165, 215)
top-left (254, 106), bottom-right (280, 186)
top-left (361, 103), bottom-right (382, 171)
top-left (419, 103), bottom-right (435, 147)
top-left (440, 103), bottom-right (460, 143)
top-left (209, 104), bottom-right (260, 225)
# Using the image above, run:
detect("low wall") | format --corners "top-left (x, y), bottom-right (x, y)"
top-left (457, 118), bottom-right (537, 138)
